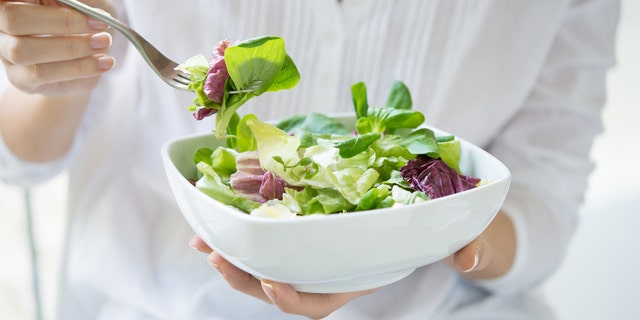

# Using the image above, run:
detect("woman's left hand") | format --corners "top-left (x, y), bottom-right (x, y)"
top-left (445, 210), bottom-right (517, 279)
top-left (190, 236), bottom-right (376, 319)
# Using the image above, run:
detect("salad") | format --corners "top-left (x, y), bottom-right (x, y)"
top-left (177, 36), bottom-right (482, 218)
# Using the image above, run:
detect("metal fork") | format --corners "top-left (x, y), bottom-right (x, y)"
top-left (55, 0), bottom-right (191, 91)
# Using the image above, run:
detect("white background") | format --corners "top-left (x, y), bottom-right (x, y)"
top-left (1, 1), bottom-right (639, 319)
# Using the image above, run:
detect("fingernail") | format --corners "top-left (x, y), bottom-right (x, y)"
top-left (261, 279), bottom-right (276, 301)
top-left (89, 32), bottom-right (112, 50)
top-left (88, 18), bottom-right (109, 30)
top-left (188, 236), bottom-right (198, 249)
top-left (97, 56), bottom-right (115, 70)
top-left (461, 248), bottom-right (480, 273)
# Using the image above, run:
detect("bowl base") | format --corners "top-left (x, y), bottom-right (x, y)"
top-left (290, 268), bottom-right (416, 293)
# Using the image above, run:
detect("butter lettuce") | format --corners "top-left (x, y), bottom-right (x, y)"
top-left (245, 118), bottom-right (375, 205)
top-left (195, 162), bottom-right (238, 205)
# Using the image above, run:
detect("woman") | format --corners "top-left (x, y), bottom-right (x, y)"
top-left (0, 0), bottom-right (619, 319)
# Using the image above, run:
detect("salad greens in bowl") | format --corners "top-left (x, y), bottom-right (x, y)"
top-left (161, 36), bottom-right (511, 293)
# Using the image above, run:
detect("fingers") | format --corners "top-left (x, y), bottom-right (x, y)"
top-left (0, 2), bottom-right (107, 36)
top-left (200, 247), bottom-right (376, 319)
top-left (0, 32), bottom-right (115, 93)
top-left (191, 236), bottom-right (267, 302)
top-left (260, 280), bottom-right (376, 319)
top-left (2, 53), bottom-right (114, 94)
top-left (0, 1), bottom-right (115, 94)
top-left (206, 251), bottom-right (273, 304)
top-left (0, 32), bottom-right (111, 65)
top-left (188, 235), bottom-right (213, 254)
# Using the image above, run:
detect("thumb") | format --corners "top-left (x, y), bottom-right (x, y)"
top-left (453, 238), bottom-right (492, 273)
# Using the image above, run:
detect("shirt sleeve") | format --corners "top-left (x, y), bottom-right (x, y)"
top-left (0, 131), bottom-right (78, 187)
top-left (473, 0), bottom-right (620, 294)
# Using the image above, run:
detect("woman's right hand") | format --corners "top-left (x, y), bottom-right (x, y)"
top-left (0, 0), bottom-right (117, 95)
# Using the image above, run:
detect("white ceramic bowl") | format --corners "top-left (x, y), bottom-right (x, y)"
top-left (161, 114), bottom-right (511, 293)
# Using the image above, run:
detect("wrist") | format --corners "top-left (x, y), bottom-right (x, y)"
top-left (0, 86), bottom-right (91, 162)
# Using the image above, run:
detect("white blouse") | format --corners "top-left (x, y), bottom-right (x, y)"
top-left (0, 0), bottom-right (619, 319)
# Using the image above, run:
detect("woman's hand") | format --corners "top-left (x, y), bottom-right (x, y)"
top-left (0, 0), bottom-right (118, 162)
top-left (446, 210), bottom-right (517, 279)
top-left (0, 0), bottom-right (116, 95)
top-left (190, 236), bottom-right (376, 319)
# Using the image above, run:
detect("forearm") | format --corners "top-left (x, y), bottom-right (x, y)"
top-left (0, 85), bottom-right (91, 162)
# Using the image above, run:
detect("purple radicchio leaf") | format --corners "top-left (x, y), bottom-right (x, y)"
top-left (259, 171), bottom-right (287, 201)
top-left (230, 151), bottom-right (267, 202)
top-left (400, 155), bottom-right (481, 199)
top-left (203, 39), bottom-right (232, 104)
top-left (229, 151), bottom-right (301, 202)
top-left (192, 107), bottom-right (218, 120)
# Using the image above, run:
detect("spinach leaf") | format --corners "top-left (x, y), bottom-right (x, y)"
top-left (351, 81), bottom-right (423, 135)
top-left (397, 128), bottom-right (439, 158)
top-left (275, 115), bottom-right (307, 133)
top-left (335, 132), bottom-right (381, 158)
top-left (386, 81), bottom-right (412, 110)
top-left (351, 82), bottom-right (369, 119)
top-left (267, 55), bottom-right (301, 92)
top-left (225, 36), bottom-right (288, 96)
top-left (364, 107), bottom-right (425, 134)
top-left (276, 113), bottom-right (351, 136)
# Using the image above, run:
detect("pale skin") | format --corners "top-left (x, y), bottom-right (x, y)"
top-left (0, 1), bottom-right (516, 319)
